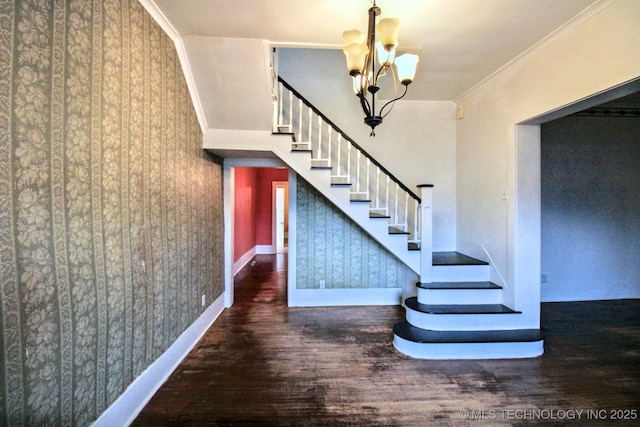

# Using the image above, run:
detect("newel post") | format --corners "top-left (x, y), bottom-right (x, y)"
top-left (418, 184), bottom-right (434, 284)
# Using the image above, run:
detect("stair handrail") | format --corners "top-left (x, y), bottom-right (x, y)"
top-left (277, 76), bottom-right (421, 204)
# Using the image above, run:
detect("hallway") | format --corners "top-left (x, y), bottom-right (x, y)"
top-left (132, 255), bottom-right (640, 425)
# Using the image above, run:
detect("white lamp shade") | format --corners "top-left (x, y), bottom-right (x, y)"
top-left (376, 41), bottom-right (395, 67)
top-left (343, 43), bottom-right (368, 75)
top-left (343, 29), bottom-right (365, 46)
top-left (376, 18), bottom-right (400, 50)
top-left (395, 54), bottom-right (419, 84)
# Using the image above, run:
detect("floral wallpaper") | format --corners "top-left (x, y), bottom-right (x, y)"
top-left (296, 178), bottom-right (417, 289)
top-left (0, 0), bottom-right (224, 425)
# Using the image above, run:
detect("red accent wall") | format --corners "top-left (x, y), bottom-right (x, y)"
top-left (234, 168), bottom-right (288, 262)
top-left (256, 168), bottom-right (289, 245)
top-left (233, 168), bottom-right (258, 262)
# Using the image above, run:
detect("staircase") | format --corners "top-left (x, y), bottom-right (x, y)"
top-left (266, 71), bottom-right (543, 359)
top-left (394, 252), bottom-right (544, 359)
top-left (273, 76), bottom-right (423, 274)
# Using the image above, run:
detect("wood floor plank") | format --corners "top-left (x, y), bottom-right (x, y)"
top-left (132, 254), bottom-right (640, 426)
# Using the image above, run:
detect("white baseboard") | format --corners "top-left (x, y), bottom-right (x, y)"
top-left (256, 244), bottom-right (275, 254)
top-left (92, 294), bottom-right (226, 427)
top-left (233, 246), bottom-right (278, 275)
top-left (289, 288), bottom-right (402, 307)
top-left (233, 247), bottom-right (256, 276)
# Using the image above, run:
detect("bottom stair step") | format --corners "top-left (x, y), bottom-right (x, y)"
top-left (393, 321), bottom-right (544, 359)
top-left (393, 321), bottom-right (543, 343)
top-left (405, 298), bottom-right (519, 314)
top-left (404, 297), bottom-right (524, 331)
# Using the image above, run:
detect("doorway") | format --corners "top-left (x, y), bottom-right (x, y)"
top-left (273, 181), bottom-right (289, 253)
top-left (226, 163), bottom-right (290, 308)
top-left (516, 79), bottom-right (640, 312)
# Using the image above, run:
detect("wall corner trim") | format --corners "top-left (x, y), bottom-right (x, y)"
top-left (92, 294), bottom-right (226, 427)
top-left (138, 0), bottom-right (180, 41)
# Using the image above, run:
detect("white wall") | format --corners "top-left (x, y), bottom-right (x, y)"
top-left (455, 0), bottom-right (640, 321)
top-left (541, 115), bottom-right (640, 302)
top-left (278, 48), bottom-right (457, 250)
top-left (183, 36), bottom-right (273, 131)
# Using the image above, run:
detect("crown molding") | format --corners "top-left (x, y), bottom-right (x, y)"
top-left (454, 0), bottom-right (617, 103)
top-left (139, 0), bottom-right (209, 132)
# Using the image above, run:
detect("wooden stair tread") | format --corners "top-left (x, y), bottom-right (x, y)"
top-left (432, 252), bottom-right (488, 266)
top-left (393, 321), bottom-right (543, 343)
top-left (369, 212), bottom-right (390, 219)
top-left (416, 281), bottom-right (502, 290)
top-left (389, 226), bottom-right (409, 235)
top-left (405, 297), bottom-right (521, 314)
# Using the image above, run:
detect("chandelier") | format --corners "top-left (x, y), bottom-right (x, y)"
top-left (342, 0), bottom-right (419, 136)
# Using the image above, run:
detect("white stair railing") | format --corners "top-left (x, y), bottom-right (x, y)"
top-left (273, 76), bottom-right (428, 265)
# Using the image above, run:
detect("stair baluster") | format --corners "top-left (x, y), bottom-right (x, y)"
top-left (394, 182), bottom-right (399, 226)
top-left (375, 167), bottom-right (381, 211)
top-left (307, 108), bottom-right (312, 145)
top-left (317, 115), bottom-right (322, 161)
top-left (384, 176), bottom-right (390, 217)
top-left (297, 99), bottom-right (303, 143)
top-left (288, 90), bottom-right (293, 131)
top-left (336, 133), bottom-right (342, 177)
top-left (404, 193), bottom-right (409, 232)
top-left (327, 126), bottom-right (332, 169)
top-left (346, 141), bottom-right (352, 180)
top-left (278, 84), bottom-right (284, 127)
top-left (366, 158), bottom-right (371, 200)
top-left (356, 151), bottom-right (361, 194)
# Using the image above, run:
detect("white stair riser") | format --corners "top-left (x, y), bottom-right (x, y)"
top-left (310, 159), bottom-right (330, 168)
top-left (432, 265), bottom-right (489, 282)
top-left (393, 336), bottom-right (544, 359)
top-left (417, 288), bottom-right (502, 305)
top-left (406, 309), bottom-right (526, 331)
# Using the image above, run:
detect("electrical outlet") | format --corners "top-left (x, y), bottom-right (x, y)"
top-left (201, 294), bottom-right (206, 306)
top-left (319, 280), bottom-right (325, 289)
top-left (541, 274), bottom-right (547, 283)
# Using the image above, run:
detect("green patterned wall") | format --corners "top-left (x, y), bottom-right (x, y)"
top-left (296, 178), bottom-right (417, 289)
top-left (0, 0), bottom-right (224, 425)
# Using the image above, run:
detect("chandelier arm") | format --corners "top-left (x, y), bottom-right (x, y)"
top-left (359, 91), bottom-right (372, 116)
top-left (374, 64), bottom-right (388, 85)
top-left (378, 84), bottom-right (408, 118)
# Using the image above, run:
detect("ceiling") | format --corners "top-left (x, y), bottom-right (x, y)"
top-left (153, 0), bottom-right (601, 100)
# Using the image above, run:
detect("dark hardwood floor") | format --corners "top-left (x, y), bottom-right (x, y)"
top-left (132, 254), bottom-right (640, 426)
